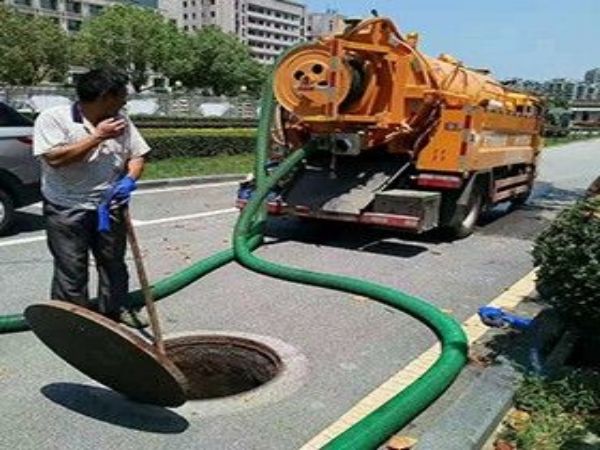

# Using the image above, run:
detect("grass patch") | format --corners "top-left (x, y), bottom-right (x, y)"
top-left (498, 370), bottom-right (600, 449)
top-left (142, 152), bottom-right (254, 180)
top-left (546, 134), bottom-right (599, 147)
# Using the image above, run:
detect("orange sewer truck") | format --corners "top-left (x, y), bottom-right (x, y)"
top-left (238, 17), bottom-right (544, 238)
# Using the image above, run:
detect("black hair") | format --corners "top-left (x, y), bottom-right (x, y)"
top-left (76, 68), bottom-right (129, 102)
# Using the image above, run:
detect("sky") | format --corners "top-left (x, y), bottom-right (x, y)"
top-left (303, 0), bottom-right (600, 81)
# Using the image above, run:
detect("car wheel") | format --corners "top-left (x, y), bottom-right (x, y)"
top-left (0, 188), bottom-right (15, 235)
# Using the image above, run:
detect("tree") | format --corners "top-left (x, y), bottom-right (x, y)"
top-left (172, 26), bottom-right (267, 96)
top-left (72, 4), bottom-right (182, 92)
top-left (0, 6), bottom-right (69, 86)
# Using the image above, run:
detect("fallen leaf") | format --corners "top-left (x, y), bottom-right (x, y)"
top-left (385, 435), bottom-right (417, 450)
top-left (506, 409), bottom-right (531, 431)
top-left (468, 351), bottom-right (494, 368)
top-left (351, 295), bottom-right (368, 304)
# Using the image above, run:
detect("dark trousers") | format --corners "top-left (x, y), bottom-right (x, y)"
top-left (44, 200), bottom-right (129, 317)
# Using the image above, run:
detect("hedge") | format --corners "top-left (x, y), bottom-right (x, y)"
top-left (141, 128), bottom-right (257, 160)
top-left (131, 116), bottom-right (258, 129)
top-left (533, 193), bottom-right (600, 331)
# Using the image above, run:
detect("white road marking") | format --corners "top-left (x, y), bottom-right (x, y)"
top-left (0, 208), bottom-right (238, 248)
top-left (132, 208), bottom-right (237, 225)
top-left (20, 181), bottom-right (238, 209)
top-left (0, 235), bottom-right (46, 248)
top-left (133, 181), bottom-right (239, 196)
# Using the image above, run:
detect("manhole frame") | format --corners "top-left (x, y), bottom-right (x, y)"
top-left (164, 333), bottom-right (284, 400)
top-left (165, 330), bottom-right (309, 417)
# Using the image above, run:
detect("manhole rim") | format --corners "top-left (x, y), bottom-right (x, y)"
top-left (165, 334), bottom-right (283, 371)
top-left (164, 330), bottom-right (309, 417)
top-left (164, 333), bottom-right (284, 400)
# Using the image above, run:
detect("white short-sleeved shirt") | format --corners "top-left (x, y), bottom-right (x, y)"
top-left (33, 103), bottom-right (151, 210)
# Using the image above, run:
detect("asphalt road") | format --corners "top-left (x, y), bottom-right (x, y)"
top-left (0, 139), bottom-right (598, 450)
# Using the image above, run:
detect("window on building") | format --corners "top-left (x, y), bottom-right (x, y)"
top-left (65, 1), bottom-right (82, 14)
top-left (184, 25), bottom-right (189, 31)
top-left (183, 13), bottom-right (188, 19)
top-left (39, 0), bottom-right (58, 10)
top-left (67, 19), bottom-right (81, 31)
top-left (210, 0), bottom-right (215, 4)
top-left (210, 11), bottom-right (215, 17)
top-left (192, 13), bottom-right (196, 19)
top-left (13, 0), bottom-right (32, 5)
top-left (183, 1), bottom-right (187, 7)
top-left (89, 4), bottom-right (103, 15)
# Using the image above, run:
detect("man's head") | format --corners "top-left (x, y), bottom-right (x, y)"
top-left (76, 68), bottom-right (129, 118)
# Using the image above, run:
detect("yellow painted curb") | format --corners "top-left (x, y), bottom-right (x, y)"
top-left (300, 269), bottom-right (537, 450)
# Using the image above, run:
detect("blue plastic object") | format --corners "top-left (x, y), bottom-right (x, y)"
top-left (111, 175), bottom-right (137, 202)
top-left (97, 175), bottom-right (136, 232)
top-left (238, 186), bottom-right (253, 200)
top-left (478, 306), bottom-right (533, 330)
top-left (97, 202), bottom-right (111, 232)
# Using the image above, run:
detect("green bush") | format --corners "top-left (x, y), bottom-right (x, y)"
top-left (141, 128), bottom-right (257, 160)
top-left (131, 116), bottom-right (258, 129)
top-left (501, 370), bottom-right (600, 450)
top-left (533, 196), bottom-right (600, 331)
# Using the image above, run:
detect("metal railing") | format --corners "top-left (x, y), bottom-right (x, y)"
top-left (0, 87), bottom-right (261, 118)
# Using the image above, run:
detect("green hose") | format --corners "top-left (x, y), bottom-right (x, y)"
top-left (233, 147), bottom-right (468, 449)
top-left (0, 42), bottom-right (468, 448)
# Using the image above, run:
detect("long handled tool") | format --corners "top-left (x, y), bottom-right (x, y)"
top-left (123, 207), bottom-right (166, 358)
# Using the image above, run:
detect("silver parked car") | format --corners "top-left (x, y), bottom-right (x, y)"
top-left (0, 102), bottom-right (41, 234)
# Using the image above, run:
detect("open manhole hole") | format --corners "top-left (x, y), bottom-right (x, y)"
top-left (164, 335), bottom-right (283, 400)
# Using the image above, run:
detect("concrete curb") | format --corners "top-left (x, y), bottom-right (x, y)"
top-left (137, 174), bottom-right (246, 190)
top-left (414, 309), bottom-right (567, 450)
top-left (415, 357), bottom-right (521, 450)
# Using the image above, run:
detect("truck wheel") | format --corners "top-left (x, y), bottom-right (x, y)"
top-left (443, 187), bottom-right (483, 239)
top-left (0, 188), bottom-right (15, 235)
top-left (510, 188), bottom-right (532, 209)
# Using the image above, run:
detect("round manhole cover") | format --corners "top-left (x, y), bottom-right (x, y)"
top-left (25, 301), bottom-right (188, 407)
top-left (165, 335), bottom-right (282, 400)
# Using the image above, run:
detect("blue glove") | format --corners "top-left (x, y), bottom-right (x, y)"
top-left (478, 306), bottom-right (533, 330)
top-left (97, 202), bottom-right (111, 232)
top-left (96, 175), bottom-right (136, 232)
top-left (111, 175), bottom-right (137, 203)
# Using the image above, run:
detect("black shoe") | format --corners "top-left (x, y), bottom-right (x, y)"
top-left (118, 309), bottom-right (149, 329)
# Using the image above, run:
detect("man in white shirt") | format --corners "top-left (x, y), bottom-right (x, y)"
top-left (33, 68), bottom-right (150, 328)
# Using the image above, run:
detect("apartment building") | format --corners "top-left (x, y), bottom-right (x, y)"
top-left (306, 9), bottom-right (345, 40)
top-left (1, 0), bottom-right (156, 32)
top-left (179, 0), bottom-right (306, 64)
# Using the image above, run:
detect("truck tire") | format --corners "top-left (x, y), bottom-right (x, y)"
top-left (510, 188), bottom-right (532, 209)
top-left (442, 186), bottom-right (483, 239)
top-left (0, 188), bottom-right (15, 235)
